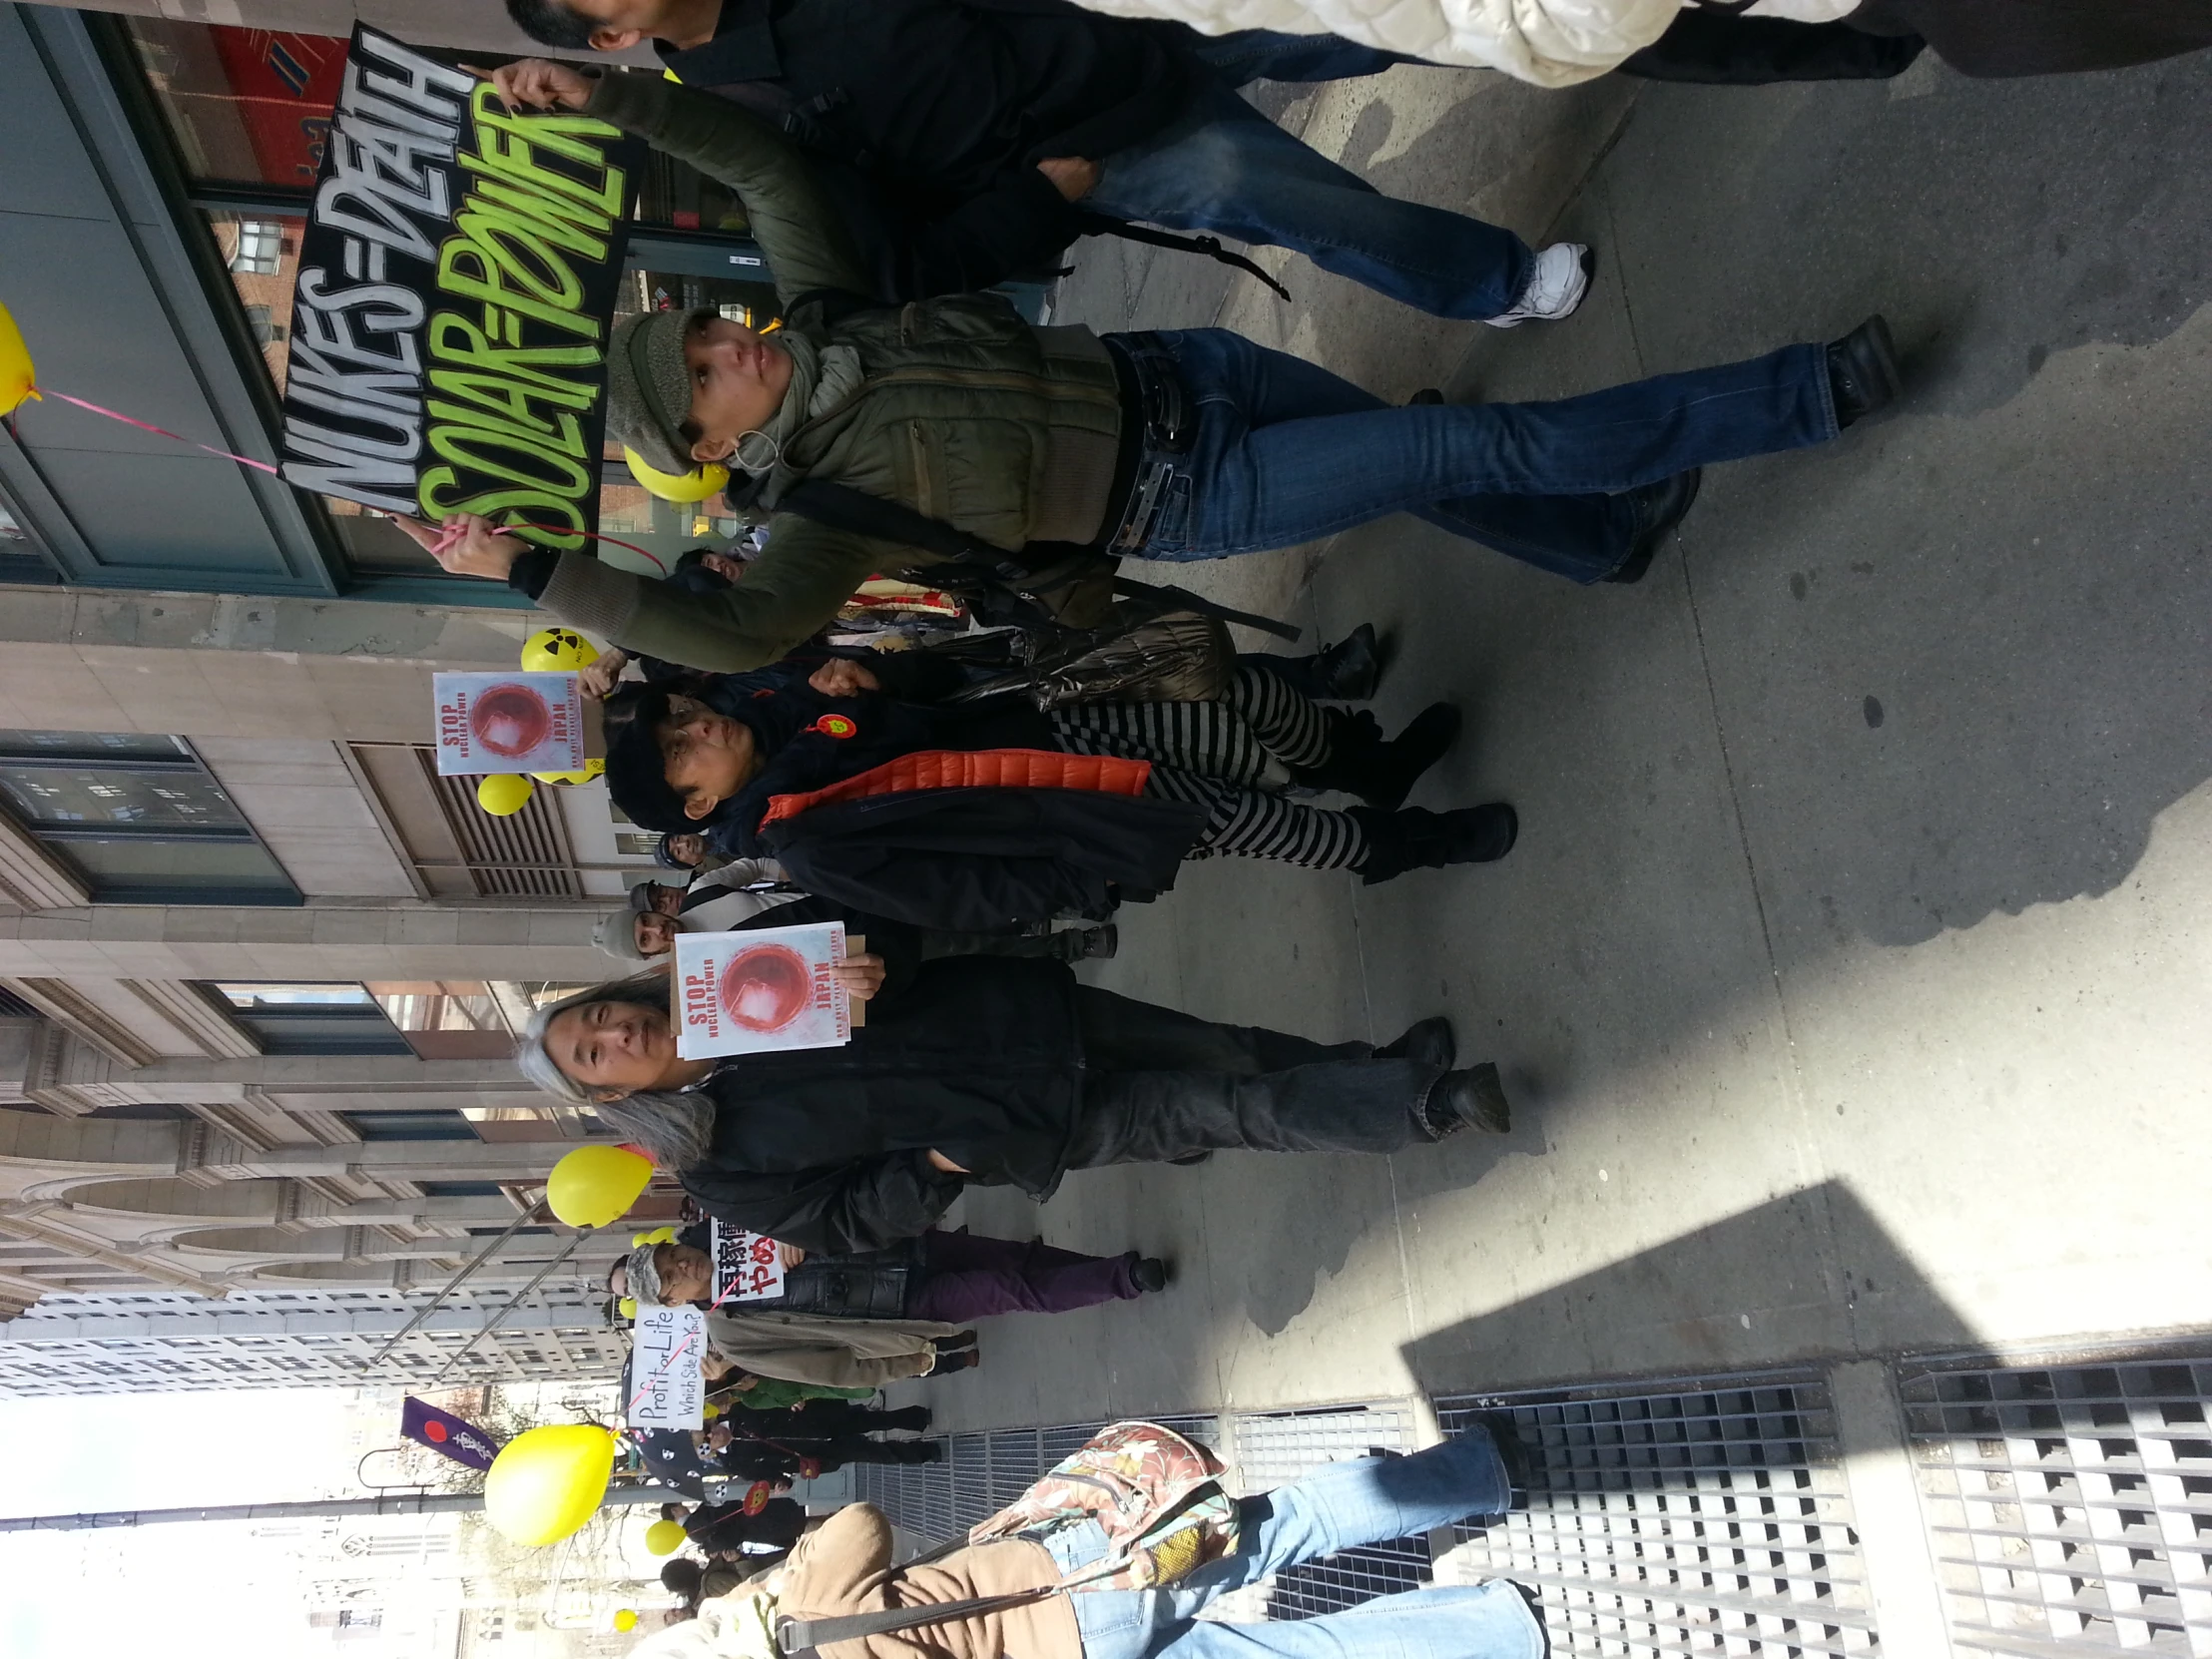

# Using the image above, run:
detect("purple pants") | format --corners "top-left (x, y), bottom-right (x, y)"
top-left (906, 1230), bottom-right (1140, 1325)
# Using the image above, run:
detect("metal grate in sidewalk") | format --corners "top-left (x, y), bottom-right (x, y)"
top-left (1901, 1353), bottom-right (2212, 1657)
top-left (1435, 1374), bottom-right (1880, 1659)
top-left (1233, 1403), bottom-right (1429, 1619)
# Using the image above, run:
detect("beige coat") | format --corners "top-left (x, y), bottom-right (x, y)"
top-left (780, 1504), bottom-right (1081, 1659)
top-left (706, 1307), bottom-right (959, 1388)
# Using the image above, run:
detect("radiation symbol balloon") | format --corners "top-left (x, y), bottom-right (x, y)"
top-left (521, 627), bottom-right (600, 674)
top-left (546, 1144), bottom-right (654, 1228)
top-left (644, 1518), bottom-right (687, 1555)
top-left (476, 775), bottom-right (536, 817)
top-left (613, 1611), bottom-right (640, 1633)
top-left (0, 301), bottom-right (39, 417)
top-left (483, 1424), bottom-right (617, 1546)
top-left (624, 446), bottom-right (729, 503)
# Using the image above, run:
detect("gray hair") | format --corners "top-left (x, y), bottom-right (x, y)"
top-left (516, 973), bottom-right (716, 1167)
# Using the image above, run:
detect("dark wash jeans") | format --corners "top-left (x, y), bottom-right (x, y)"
top-left (1118, 328), bottom-right (1840, 582)
top-left (1064, 985), bottom-right (1443, 1165)
top-left (1087, 33), bottom-right (1533, 320)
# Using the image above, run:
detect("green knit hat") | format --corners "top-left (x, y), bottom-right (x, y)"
top-left (607, 308), bottom-right (710, 476)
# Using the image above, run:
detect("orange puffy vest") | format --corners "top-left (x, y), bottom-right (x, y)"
top-left (760, 748), bottom-right (1153, 827)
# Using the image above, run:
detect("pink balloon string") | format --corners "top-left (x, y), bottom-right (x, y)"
top-left (41, 388), bottom-right (281, 474)
top-left (31, 385), bottom-right (668, 574)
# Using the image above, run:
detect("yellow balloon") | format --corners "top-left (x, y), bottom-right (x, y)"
top-left (644, 1518), bottom-right (687, 1555)
top-left (531, 758), bottom-right (606, 787)
top-left (0, 301), bottom-right (38, 418)
top-left (521, 627), bottom-right (601, 674)
top-left (475, 774), bottom-right (536, 817)
top-left (645, 1226), bottom-right (677, 1245)
top-left (617, 1297), bottom-right (638, 1320)
top-left (546, 1145), bottom-right (654, 1228)
top-left (630, 1232), bottom-right (653, 1248)
top-left (614, 1610), bottom-right (640, 1633)
top-left (625, 445), bottom-right (729, 503)
top-left (483, 1424), bottom-right (616, 1546)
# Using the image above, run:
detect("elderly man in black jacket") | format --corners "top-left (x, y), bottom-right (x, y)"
top-left (518, 921), bottom-right (1519, 1254)
top-left (504, 0), bottom-right (1591, 323)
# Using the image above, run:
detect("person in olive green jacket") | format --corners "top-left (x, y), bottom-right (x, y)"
top-left (407, 60), bottom-right (1899, 670)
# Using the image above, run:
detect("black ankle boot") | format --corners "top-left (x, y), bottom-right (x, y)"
top-left (1605, 468), bottom-right (1702, 585)
top-left (1294, 704), bottom-right (1461, 809)
top-left (1827, 314), bottom-right (1901, 428)
top-left (1352, 804), bottom-right (1518, 884)
top-left (1311, 623), bottom-right (1382, 701)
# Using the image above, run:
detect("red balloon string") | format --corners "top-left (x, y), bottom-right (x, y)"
top-left (30, 385), bottom-right (670, 575)
top-left (434, 517), bottom-right (668, 575)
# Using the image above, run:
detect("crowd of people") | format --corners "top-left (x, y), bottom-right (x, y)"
top-left (384, 2), bottom-right (2205, 1650)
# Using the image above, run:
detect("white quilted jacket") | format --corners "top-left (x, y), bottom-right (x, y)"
top-left (1076, 0), bottom-right (1861, 87)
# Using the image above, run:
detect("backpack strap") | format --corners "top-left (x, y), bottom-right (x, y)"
top-left (775, 1590), bottom-right (1053, 1659)
top-left (1076, 216), bottom-right (1292, 302)
top-left (775, 480), bottom-right (1300, 642)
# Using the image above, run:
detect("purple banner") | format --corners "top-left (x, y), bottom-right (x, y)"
top-left (400, 1394), bottom-right (502, 1471)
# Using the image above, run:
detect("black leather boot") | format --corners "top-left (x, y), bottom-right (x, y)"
top-left (1605, 468), bottom-right (1702, 585)
top-left (1827, 314), bottom-right (1901, 428)
top-left (1310, 623), bottom-right (1382, 701)
top-left (1352, 804), bottom-right (1518, 884)
top-left (1420, 1063), bottom-right (1512, 1137)
top-left (1294, 704), bottom-right (1461, 810)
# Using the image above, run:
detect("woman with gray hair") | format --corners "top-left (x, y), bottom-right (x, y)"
top-left (517, 919), bottom-right (1510, 1257)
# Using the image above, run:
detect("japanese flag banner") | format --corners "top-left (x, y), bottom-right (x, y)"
top-left (710, 1218), bottom-right (789, 1304)
top-left (673, 921), bottom-right (852, 1059)
top-left (432, 671), bottom-right (585, 774)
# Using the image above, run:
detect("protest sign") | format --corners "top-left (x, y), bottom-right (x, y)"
top-left (628, 1304), bottom-right (707, 1430)
top-left (710, 1218), bottom-right (788, 1304)
top-left (673, 922), bottom-right (852, 1060)
top-left (432, 671), bottom-right (585, 774)
top-left (276, 26), bottom-right (644, 548)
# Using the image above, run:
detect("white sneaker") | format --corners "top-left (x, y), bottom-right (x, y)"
top-left (1483, 243), bottom-right (1592, 329)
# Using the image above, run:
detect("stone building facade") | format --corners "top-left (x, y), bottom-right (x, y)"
top-left (0, 585), bottom-right (670, 1381)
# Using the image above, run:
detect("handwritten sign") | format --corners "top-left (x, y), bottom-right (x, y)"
top-left (276, 25), bottom-right (643, 545)
top-left (675, 921), bottom-right (850, 1059)
top-left (432, 671), bottom-right (585, 775)
top-left (627, 1304), bottom-right (707, 1430)
top-left (710, 1219), bottom-right (788, 1304)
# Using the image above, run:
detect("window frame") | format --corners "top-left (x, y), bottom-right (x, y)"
top-left (0, 732), bottom-right (303, 907)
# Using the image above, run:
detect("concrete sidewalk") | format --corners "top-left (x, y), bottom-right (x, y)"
top-left (917, 48), bottom-right (2212, 1434)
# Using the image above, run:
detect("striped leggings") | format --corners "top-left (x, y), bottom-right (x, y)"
top-left (1049, 665), bottom-right (1370, 872)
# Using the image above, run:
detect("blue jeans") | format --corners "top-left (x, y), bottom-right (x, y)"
top-left (1064, 1431), bottom-right (1543, 1659)
top-left (1187, 28), bottom-right (1418, 87)
top-left (1122, 328), bottom-right (1840, 581)
top-left (1088, 65), bottom-right (1531, 319)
